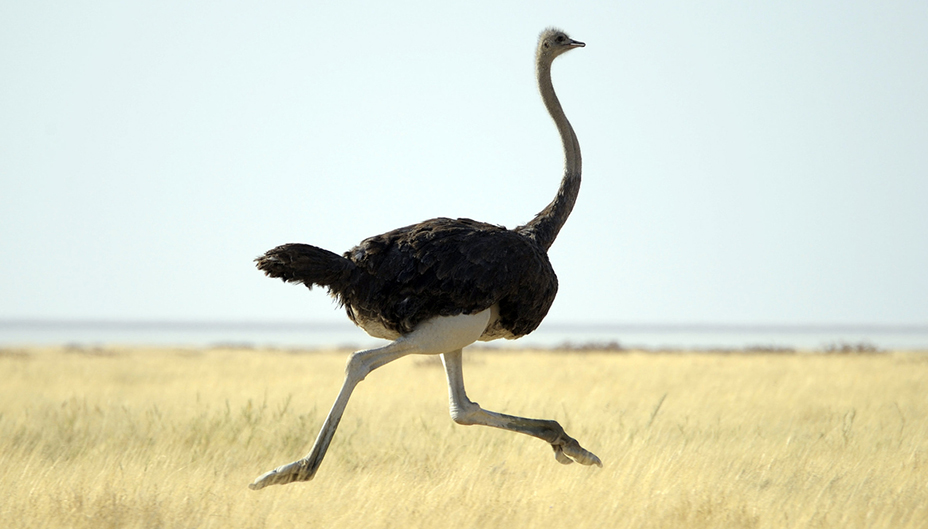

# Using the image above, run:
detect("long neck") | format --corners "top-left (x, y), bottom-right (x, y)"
top-left (516, 57), bottom-right (582, 252)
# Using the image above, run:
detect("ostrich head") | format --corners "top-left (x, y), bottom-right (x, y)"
top-left (536, 27), bottom-right (585, 62)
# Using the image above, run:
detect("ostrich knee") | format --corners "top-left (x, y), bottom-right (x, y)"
top-left (449, 400), bottom-right (482, 426)
top-left (345, 350), bottom-right (372, 384)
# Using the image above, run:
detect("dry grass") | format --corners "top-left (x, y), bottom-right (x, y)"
top-left (1, 346), bottom-right (926, 528)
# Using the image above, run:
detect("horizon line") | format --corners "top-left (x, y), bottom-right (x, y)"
top-left (2, 318), bottom-right (927, 334)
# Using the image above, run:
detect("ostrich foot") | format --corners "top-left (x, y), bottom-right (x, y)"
top-left (551, 433), bottom-right (603, 467)
top-left (249, 458), bottom-right (319, 490)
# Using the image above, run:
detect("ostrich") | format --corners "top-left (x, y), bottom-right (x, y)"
top-left (249, 28), bottom-right (599, 490)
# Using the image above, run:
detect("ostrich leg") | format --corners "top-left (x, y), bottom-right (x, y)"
top-left (440, 349), bottom-right (602, 467)
top-left (248, 342), bottom-right (409, 489)
top-left (249, 309), bottom-right (493, 490)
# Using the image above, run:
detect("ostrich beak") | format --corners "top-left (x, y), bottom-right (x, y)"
top-left (569, 39), bottom-right (585, 48)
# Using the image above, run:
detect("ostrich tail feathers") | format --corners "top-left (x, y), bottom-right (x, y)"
top-left (255, 243), bottom-right (355, 294)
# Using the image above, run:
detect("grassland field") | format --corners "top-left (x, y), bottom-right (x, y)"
top-left (1, 345), bottom-right (926, 528)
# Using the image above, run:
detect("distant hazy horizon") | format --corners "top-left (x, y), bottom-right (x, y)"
top-left (4, 317), bottom-right (928, 331)
top-left (3, 317), bottom-right (927, 351)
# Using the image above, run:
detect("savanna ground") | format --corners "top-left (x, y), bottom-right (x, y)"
top-left (1, 345), bottom-right (926, 528)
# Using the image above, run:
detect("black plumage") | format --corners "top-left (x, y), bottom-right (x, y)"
top-left (257, 217), bottom-right (558, 338)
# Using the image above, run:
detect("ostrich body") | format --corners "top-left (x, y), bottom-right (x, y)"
top-left (250, 28), bottom-right (599, 490)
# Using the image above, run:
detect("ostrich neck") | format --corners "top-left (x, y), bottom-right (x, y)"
top-left (516, 58), bottom-right (582, 252)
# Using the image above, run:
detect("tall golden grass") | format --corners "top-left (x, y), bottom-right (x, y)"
top-left (1, 345), bottom-right (925, 528)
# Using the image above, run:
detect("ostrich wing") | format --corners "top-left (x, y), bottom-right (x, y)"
top-left (342, 217), bottom-right (558, 337)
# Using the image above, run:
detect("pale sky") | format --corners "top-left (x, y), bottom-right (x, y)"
top-left (2, 1), bottom-right (926, 327)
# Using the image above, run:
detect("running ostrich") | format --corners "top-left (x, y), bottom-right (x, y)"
top-left (250, 28), bottom-right (599, 490)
